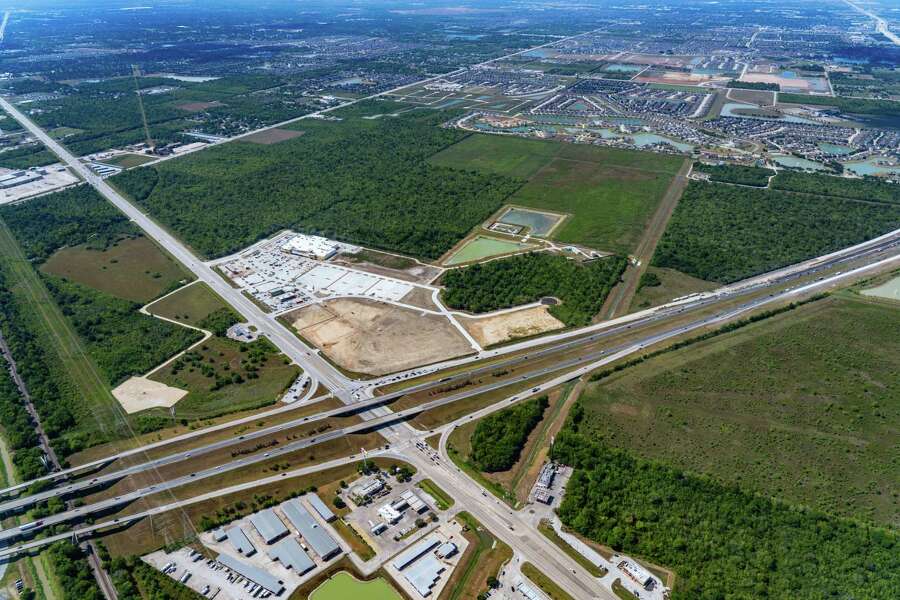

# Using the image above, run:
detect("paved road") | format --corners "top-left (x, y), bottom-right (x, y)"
top-left (1, 224), bottom-right (898, 517)
top-left (0, 96), bottom-right (354, 394)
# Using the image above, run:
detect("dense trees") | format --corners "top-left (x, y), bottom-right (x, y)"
top-left (0, 263), bottom-right (80, 455)
top-left (470, 395), bottom-right (548, 472)
top-left (693, 162), bottom-right (773, 187)
top-left (113, 112), bottom-right (522, 259)
top-left (442, 252), bottom-right (627, 326)
top-left (0, 366), bottom-right (45, 481)
top-left (772, 170), bottom-right (900, 204)
top-left (45, 542), bottom-right (104, 600)
top-left (108, 556), bottom-right (204, 600)
top-left (551, 424), bottom-right (900, 600)
top-left (727, 80), bottom-right (778, 91)
top-left (45, 276), bottom-right (201, 385)
top-left (0, 185), bottom-right (136, 262)
top-left (653, 181), bottom-right (900, 282)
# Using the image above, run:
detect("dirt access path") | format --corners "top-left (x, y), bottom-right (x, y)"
top-left (599, 158), bottom-right (692, 320)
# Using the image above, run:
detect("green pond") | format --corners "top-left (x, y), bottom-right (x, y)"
top-left (446, 236), bottom-right (534, 265)
top-left (499, 207), bottom-right (562, 236)
top-left (310, 572), bottom-right (402, 600)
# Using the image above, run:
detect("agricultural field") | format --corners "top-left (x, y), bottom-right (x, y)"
top-left (113, 108), bottom-right (521, 260)
top-left (429, 134), bottom-right (685, 254)
top-left (40, 236), bottom-right (192, 304)
top-left (653, 181), bottom-right (900, 282)
top-left (575, 295), bottom-right (899, 525)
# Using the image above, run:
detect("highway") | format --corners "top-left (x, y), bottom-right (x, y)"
top-left (1, 218), bottom-right (897, 518)
top-left (844, 0), bottom-right (900, 46)
top-left (2, 26), bottom-right (900, 597)
top-left (1, 244), bottom-right (897, 548)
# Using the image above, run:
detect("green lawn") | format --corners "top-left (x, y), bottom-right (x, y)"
top-left (146, 282), bottom-right (236, 327)
top-left (416, 479), bottom-right (455, 510)
top-left (309, 572), bottom-right (400, 600)
top-left (430, 134), bottom-right (684, 254)
top-left (41, 236), bottom-right (192, 304)
top-left (576, 295), bottom-right (899, 525)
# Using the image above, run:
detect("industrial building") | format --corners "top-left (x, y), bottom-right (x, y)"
top-left (281, 499), bottom-right (341, 560)
top-left (391, 535), bottom-right (448, 598)
top-left (267, 538), bottom-right (315, 576)
top-left (401, 489), bottom-right (428, 513)
top-left (0, 170), bottom-right (41, 189)
top-left (250, 508), bottom-right (289, 545)
top-left (225, 526), bottom-right (256, 557)
top-left (216, 553), bottom-right (285, 596)
top-left (307, 493), bottom-right (336, 522)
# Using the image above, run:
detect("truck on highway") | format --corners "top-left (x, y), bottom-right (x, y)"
top-left (19, 520), bottom-right (43, 532)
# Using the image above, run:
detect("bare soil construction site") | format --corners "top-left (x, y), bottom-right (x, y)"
top-left (287, 298), bottom-right (473, 376)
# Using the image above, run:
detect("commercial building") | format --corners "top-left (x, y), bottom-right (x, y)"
top-left (435, 542), bottom-right (457, 559)
top-left (282, 499), bottom-right (341, 560)
top-left (216, 553), bottom-right (285, 596)
top-left (401, 489), bottom-right (428, 513)
top-left (267, 538), bottom-right (315, 576)
top-left (350, 477), bottom-right (384, 503)
top-left (280, 234), bottom-right (341, 261)
top-left (378, 503), bottom-right (403, 524)
top-left (405, 554), bottom-right (446, 597)
top-left (307, 493), bottom-right (336, 522)
top-left (619, 559), bottom-right (654, 589)
top-left (250, 509), bottom-right (289, 545)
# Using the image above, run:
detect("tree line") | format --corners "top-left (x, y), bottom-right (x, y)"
top-left (470, 395), bottom-right (548, 472)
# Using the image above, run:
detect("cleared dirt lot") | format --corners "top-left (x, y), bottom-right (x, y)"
top-left (241, 127), bottom-right (305, 144)
top-left (288, 298), bottom-right (472, 375)
top-left (113, 376), bottom-right (187, 414)
top-left (460, 306), bottom-right (564, 347)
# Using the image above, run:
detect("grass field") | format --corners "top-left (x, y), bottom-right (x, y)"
top-left (41, 236), bottom-right (192, 303)
top-left (149, 336), bottom-right (300, 420)
top-left (537, 520), bottom-right (607, 577)
top-left (577, 295), bottom-right (899, 525)
top-left (521, 562), bottom-right (574, 600)
top-left (104, 153), bottom-right (156, 169)
top-left (146, 282), bottom-right (236, 327)
top-left (417, 479), bottom-right (454, 510)
top-left (443, 512), bottom-right (512, 600)
top-left (0, 218), bottom-right (123, 450)
top-left (430, 134), bottom-right (685, 254)
top-left (629, 266), bottom-right (716, 311)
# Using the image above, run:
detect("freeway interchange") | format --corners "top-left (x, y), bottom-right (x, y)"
top-left (2, 50), bottom-right (900, 600)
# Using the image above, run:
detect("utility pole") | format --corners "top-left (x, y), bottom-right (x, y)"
top-left (131, 64), bottom-right (154, 151)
